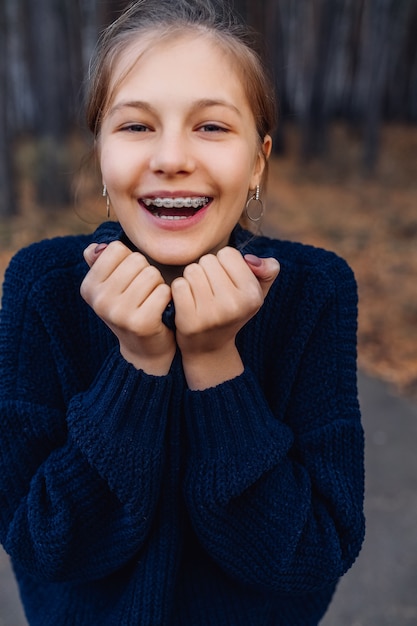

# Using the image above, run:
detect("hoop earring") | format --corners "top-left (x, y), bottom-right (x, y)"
top-left (102, 184), bottom-right (110, 219)
top-left (245, 185), bottom-right (263, 222)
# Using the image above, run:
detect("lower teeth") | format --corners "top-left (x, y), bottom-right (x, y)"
top-left (158, 214), bottom-right (189, 220)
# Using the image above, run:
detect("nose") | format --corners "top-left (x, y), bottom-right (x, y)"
top-left (149, 130), bottom-right (195, 176)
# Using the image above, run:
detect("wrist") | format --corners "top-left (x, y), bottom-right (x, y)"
top-left (120, 343), bottom-right (176, 376)
top-left (181, 342), bottom-right (244, 390)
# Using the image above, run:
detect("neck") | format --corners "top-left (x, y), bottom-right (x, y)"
top-left (119, 231), bottom-right (184, 284)
top-left (149, 260), bottom-right (185, 286)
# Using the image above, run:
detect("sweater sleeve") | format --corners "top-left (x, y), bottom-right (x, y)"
top-left (0, 251), bottom-right (172, 583)
top-left (182, 255), bottom-right (365, 594)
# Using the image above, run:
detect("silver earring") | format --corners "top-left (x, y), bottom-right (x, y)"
top-left (245, 185), bottom-right (263, 222)
top-left (102, 184), bottom-right (110, 219)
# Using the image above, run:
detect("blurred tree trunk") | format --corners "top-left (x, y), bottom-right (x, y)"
top-left (408, 3), bottom-right (417, 121)
top-left (263, 0), bottom-right (287, 153)
top-left (384, 0), bottom-right (417, 121)
top-left (20, 0), bottom-right (80, 207)
top-left (245, 0), bottom-right (417, 169)
top-left (354, 0), bottom-right (393, 171)
top-left (0, 0), bottom-right (16, 217)
top-left (1, 0), bottom-right (417, 214)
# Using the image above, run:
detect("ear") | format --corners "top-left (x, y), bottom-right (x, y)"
top-left (250, 134), bottom-right (273, 189)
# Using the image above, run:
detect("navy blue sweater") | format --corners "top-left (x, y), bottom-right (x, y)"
top-left (0, 223), bottom-right (364, 625)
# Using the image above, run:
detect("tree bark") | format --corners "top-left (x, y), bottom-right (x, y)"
top-left (0, 0), bottom-right (16, 216)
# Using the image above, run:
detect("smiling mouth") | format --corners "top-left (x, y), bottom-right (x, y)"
top-left (141, 196), bottom-right (211, 220)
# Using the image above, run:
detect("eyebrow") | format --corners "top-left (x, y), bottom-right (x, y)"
top-left (191, 99), bottom-right (241, 116)
top-left (108, 100), bottom-right (153, 117)
top-left (108, 98), bottom-right (242, 118)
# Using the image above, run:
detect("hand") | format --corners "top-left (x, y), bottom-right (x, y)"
top-left (243, 253), bottom-right (281, 298)
top-left (81, 241), bottom-right (175, 375)
top-left (171, 247), bottom-right (279, 389)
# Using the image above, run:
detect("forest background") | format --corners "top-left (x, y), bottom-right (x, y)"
top-left (0, 0), bottom-right (416, 397)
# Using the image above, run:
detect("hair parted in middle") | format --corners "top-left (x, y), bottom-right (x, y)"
top-left (86, 0), bottom-right (277, 147)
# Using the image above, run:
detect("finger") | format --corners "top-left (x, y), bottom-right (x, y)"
top-left (122, 264), bottom-right (166, 307)
top-left (215, 246), bottom-right (257, 288)
top-left (129, 282), bottom-right (173, 334)
top-left (181, 262), bottom-right (215, 305)
top-left (197, 253), bottom-right (235, 294)
top-left (83, 243), bottom-right (108, 268)
top-left (90, 268), bottom-right (170, 334)
top-left (85, 240), bottom-right (145, 283)
top-left (170, 276), bottom-right (196, 327)
top-left (244, 254), bottom-right (280, 297)
top-left (106, 251), bottom-right (154, 294)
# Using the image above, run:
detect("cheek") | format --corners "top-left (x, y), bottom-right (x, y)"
top-left (213, 147), bottom-right (256, 189)
top-left (99, 144), bottom-right (113, 183)
top-left (231, 161), bottom-right (258, 202)
top-left (100, 143), bottom-right (136, 190)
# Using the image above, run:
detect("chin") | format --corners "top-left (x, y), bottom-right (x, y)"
top-left (155, 253), bottom-right (198, 268)
top-left (148, 245), bottom-right (209, 268)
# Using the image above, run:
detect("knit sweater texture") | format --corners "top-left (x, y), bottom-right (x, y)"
top-left (0, 222), bottom-right (365, 625)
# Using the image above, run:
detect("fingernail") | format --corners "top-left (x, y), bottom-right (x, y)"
top-left (94, 243), bottom-right (108, 255)
top-left (244, 254), bottom-right (262, 267)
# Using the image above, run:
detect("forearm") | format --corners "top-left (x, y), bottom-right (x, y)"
top-left (182, 368), bottom-right (364, 593)
top-left (1, 349), bottom-right (173, 582)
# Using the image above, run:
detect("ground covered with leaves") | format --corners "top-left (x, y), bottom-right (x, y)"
top-left (265, 125), bottom-right (417, 399)
top-left (1, 124), bottom-right (416, 399)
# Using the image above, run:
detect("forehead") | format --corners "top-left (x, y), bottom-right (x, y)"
top-left (107, 32), bottom-right (250, 110)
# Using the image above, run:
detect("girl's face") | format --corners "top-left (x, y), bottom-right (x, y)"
top-left (99, 34), bottom-right (271, 268)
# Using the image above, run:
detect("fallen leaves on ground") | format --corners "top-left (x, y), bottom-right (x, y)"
top-left (1, 124), bottom-right (416, 399)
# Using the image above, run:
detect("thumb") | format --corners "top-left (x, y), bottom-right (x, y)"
top-left (83, 243), bottom-right (108, 268)
top-left (244, 254), bottom-right (280, 298)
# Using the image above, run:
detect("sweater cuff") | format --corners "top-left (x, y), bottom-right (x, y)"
top-left (185, 367), bottom-right (292, 461)
top-left (67, 349), bottom-right (172, 495)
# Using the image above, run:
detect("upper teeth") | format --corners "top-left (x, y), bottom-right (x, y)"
top-left (142, 196), bottom-right (209, 209)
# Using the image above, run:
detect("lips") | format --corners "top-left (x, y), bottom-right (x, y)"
top-left (140, 196), bottom-right (211, 219)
